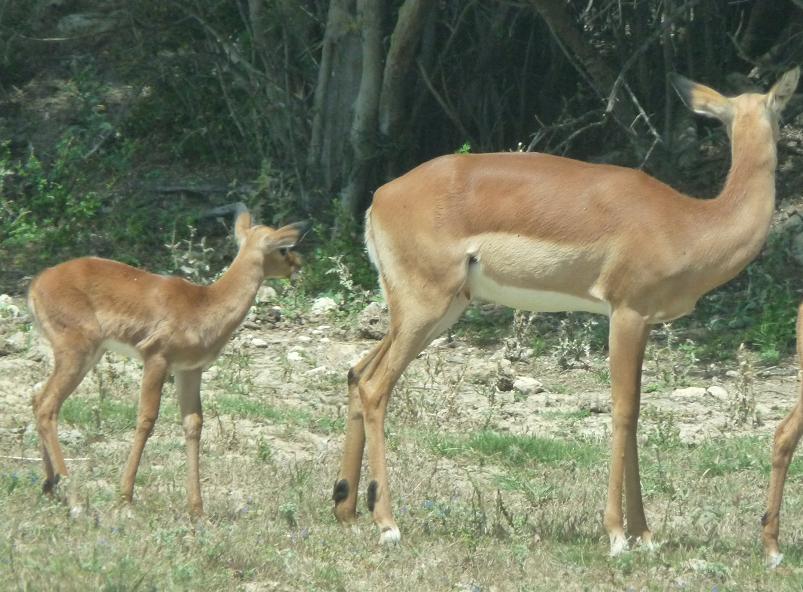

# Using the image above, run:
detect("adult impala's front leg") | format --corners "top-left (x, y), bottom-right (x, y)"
top-left (604, 307), bottom-right (650, 555)
top-left (176, 368), bottom-right (204, 516)
top-left (120, 356), bottom-right (168, 504)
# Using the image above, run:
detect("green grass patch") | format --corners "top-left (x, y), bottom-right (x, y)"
top-left (61, 397), bottom-right (138, 433)
top-left (214, 395), bottom-right (344, 435)
top-left (427, 429), bottom-right (604, 468)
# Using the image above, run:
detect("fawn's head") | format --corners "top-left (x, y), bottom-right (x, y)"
top-left (234, 211), bottom-right (306, 279)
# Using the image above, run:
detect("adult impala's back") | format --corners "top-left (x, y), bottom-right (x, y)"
top-left (29, 210), bottom-right (304, 515)
top-left (333, 68), bottom-right (799, 554)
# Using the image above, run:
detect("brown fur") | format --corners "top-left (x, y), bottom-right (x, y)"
top-left (28, 211), bottom-right (304, 515)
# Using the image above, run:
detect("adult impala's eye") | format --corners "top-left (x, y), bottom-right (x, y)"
top-left (279, 248), bottom-right (290, 256)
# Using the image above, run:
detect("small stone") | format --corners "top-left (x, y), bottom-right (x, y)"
top-left (358, 301), bottom-right (388, 340)
top-left (513, 376), bottom-right (544, 396)
top-left (4, 331), bottom-right (27, 352)
top-left (256, 285), bottom-right (278, 303)
top-left (251, 337), bottom-right (268, 348)
top-left (287, 351), bottom-right (303, 363)
top-left (496, 390), bottom-right (515, 405)
top-left (706, 385), bottom-right (728, 400)
top-left (725, 370), bottom-right (739, 378)
top-left (430, 336), bottom-right (450, 348)
top-left (672, 387), bottom-right (706, 398)
top-left (310, 296), bottom-right (338, 316)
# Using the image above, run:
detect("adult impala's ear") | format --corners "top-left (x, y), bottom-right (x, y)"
top-left (670, 73), bottom-right (734, 122)
top-left (768, 67), bottom-right (800, 114)
top-left (234, 210), bottom-right (253, 247)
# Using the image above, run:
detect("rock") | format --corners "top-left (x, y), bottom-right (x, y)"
top-left (672, 387), bottom-right (706, 398)
top-left (725, 370), bottom-right (739, 379)
top-left (429, 336), bottom-right (451, 349)
top-left (495, 359), bottom-right (515, 391)
top-left (512, 376), bottom-right (544, 396)
top-left (310, 296), bottom-right (338, 317)
top-left (4, 331), bottom-right (28, 353)
top-left (792, 232), bottom-right (803, 267)
top-left (496, 390), bottom-right (515, 405)
top-left (251, 337), bottom-right (268, 348)
top-left (286, 351), bottom-right (303, 363)
top-left (358, 301), bottom-right (388, 340)
top-left (256, 286), bottom-right (278, 303)
top-left (265, 306), bottom-right (282, 323)
top-left (706, 385), bottom-right (728, 400)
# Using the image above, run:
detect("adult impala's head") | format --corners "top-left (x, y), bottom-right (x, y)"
top-left (671, 67), bottom-right (799, 143)
top-left (234, 211), bottom-right (306, 279)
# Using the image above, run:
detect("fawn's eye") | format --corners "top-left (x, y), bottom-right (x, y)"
top-left (279, 248), bottom-right (290, 256)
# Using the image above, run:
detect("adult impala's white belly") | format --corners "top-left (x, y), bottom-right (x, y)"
top-left (464, 233), bottom-right (610, 315)
top-left (467, 264), bottom-right (610, 314)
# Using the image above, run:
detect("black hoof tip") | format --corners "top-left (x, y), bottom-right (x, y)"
top-left (42, 474), bottom-right (61, 494)
top-left (367, 480), bottom-right (378, 512)
top-left (333, 479), bottom-right (349, 504)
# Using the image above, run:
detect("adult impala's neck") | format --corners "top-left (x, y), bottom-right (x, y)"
top-left (709, 115), bottom-right (778, 271)
top-left (205, 244), bottom-right (264, 340)
top-left (719, 116), bottom-right (778, 206)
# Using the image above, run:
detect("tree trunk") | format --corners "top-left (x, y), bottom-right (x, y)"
top-left (341, 0), bottom-right (385, 218)
top-left (378, 0), bottom-right (435, 177)
top-left (308, 0), bottom-right (362, 204)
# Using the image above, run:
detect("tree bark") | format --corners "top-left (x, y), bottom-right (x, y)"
top-left (308, 0), bottom-right (362, 201)
top-left (378, 0), bottom-right (435, 141)
top-left (341, 0), bottom-right (385, 218)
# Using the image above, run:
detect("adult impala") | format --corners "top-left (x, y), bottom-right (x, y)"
top-left (29, 210), bottom-right (304, 515)
top-left (763, 303), bottom-right (803, 567)
top-left (333, 68), bottom-right (799, 555)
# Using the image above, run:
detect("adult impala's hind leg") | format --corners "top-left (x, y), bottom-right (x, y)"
top-left (360, 294), bottom-right (468, 544)
top-left (334, 339), bottom-right (390, 524)
top-left (120, 356), bottom-right (168, 504)
top-left (33, 340), bottom-right (98, 493)
top-left (176, 368), bottom-right (204, 516)
top-left (604, 307), bottom-right (650, 555)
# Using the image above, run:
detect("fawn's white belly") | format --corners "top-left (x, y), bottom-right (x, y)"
top-left (467, 265), bottom-right (609, 315)
top-left (103, 339), bottom-right (143, 360)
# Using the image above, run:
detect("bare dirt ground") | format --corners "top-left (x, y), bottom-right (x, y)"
top-left (1, 294), bottom-right (799, 460)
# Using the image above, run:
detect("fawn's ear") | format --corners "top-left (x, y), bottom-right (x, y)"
top-left (768, 67), bottom-right (800, 114)
top-left (263, 221), bottom-right (309, 251)
top-left (670, 73), bottom-right (734, 122)
top-left (234, 211), bottom-right (253, 247)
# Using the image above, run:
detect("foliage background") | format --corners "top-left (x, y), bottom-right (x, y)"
top-left (1, 0), bottom-right (803, 356)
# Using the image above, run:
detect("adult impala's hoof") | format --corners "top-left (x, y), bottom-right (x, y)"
top-left (609, 533), bottom-right (629, 556)
top-left (635, 531), bottom-right (656, 551)
top-left (379, 526), bottom-right (401, 545)
top-left (767, 552), bottom-right (784, 569)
